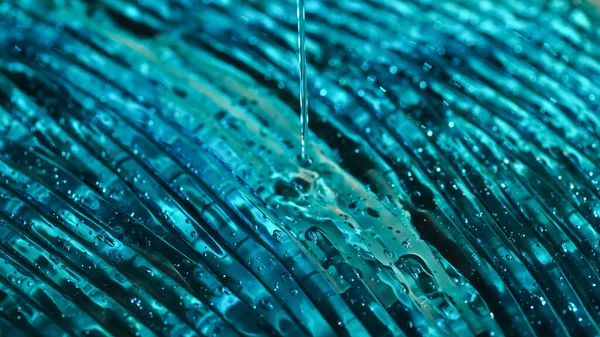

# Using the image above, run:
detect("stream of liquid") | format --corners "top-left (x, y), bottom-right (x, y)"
top-left (1, 0), bottom-right (600, 336)
top-left (297, 0), bottom-right (309, 165)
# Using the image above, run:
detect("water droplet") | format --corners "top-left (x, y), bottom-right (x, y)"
top-left (272, 229), bottom-right (284, 242)
top-left (141, 266), bottom-right (154, 277)
top-left (365, 207), bottom-right (380, 218)
top-left (306, 229), bottom-right (318, 242)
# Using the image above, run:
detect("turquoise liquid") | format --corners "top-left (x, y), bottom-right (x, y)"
top-left (0, 0), bottom-right (599, 336)
top-left (297, 0), bottom-right (310, 165)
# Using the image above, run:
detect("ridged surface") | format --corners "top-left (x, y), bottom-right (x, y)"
top-left (0, 0), bottom-right (600, 336)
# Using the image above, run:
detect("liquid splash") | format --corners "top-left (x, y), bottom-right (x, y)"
top-left (0, 0), bottom-right (599, 336)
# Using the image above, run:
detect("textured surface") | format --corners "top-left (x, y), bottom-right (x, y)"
top-left (0, 0), bottom-right (600, 336)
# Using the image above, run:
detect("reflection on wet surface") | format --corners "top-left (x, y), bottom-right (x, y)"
top-left (0, 0), bottom-right (600, 336)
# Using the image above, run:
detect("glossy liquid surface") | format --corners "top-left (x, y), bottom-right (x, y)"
top-left (297, 0), bottom-right (309, 165)
top-left (0, 0), bottom-right (600, 336)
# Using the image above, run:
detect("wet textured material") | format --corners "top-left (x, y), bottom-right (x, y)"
top-left (0, 0), bottom-right (600, 336)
